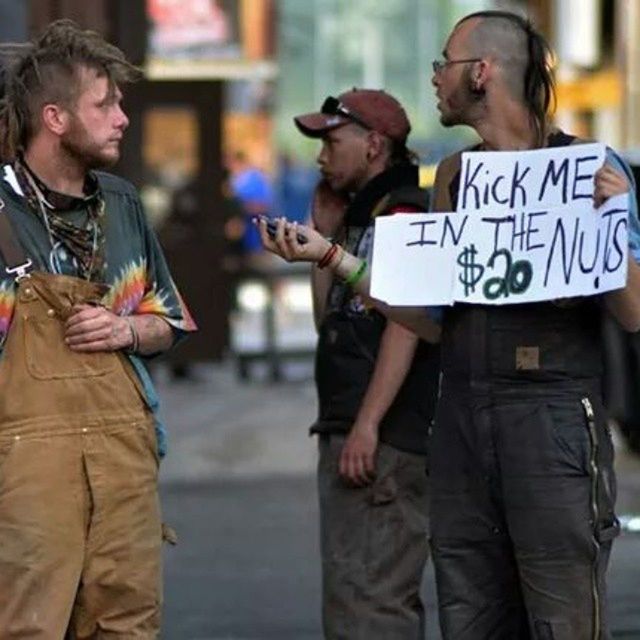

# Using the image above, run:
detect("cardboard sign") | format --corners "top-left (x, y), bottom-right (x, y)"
top-left (457, 143), bottom-right (606, 213)
top-left (371, 196), bottom-right (628, 305)
top-left (370, 144), bottom-right (629, 306)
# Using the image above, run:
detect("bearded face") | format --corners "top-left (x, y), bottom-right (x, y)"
top-left (62, 111), bottom-right (120, 170)
top-left (437, 65), bottom-right (485, 128)
top-left (60, 68), bottom-right (128, 170)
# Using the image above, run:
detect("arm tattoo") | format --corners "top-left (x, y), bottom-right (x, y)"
top-left (131, 314), bottom-right (174, 355)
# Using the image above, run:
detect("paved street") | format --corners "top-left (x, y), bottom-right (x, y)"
top-left (154, 362), bottom-right (640, 640)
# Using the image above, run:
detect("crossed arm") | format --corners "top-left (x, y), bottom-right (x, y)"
top-left (65, 305), bottom-right (174, 355)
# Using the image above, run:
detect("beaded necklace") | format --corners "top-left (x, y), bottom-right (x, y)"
top-left (13, 157), bottom-right (106, 282)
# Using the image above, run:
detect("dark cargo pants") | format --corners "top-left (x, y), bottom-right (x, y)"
top-left (318, 434), bottom-right (430, 640)
top-left (429, 387), bottom-right (618, 640)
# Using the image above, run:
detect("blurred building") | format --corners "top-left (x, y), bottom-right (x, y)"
top-left (276, 0), bottom-right (640, 161)
top-left (535, 0), bottom-right (623, 148)
top-left (483, 0), bottom-right (632, 152)
top-left (276, 0), bottom-right (491, 165)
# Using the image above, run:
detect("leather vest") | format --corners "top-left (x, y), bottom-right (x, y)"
top-left (432, 131), bottom-right (603, 392)
top-left (313, 165), bottom-right (440, 455)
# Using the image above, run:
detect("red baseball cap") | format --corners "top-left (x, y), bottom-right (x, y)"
top-left (294, 89), bottom-right (411, 143)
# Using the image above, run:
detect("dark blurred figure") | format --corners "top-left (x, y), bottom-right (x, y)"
top-left (226, 150), bottom-right (274, 264)
top-left (157, 178), bottom-right (203, 380)
top-left (221, 166), bottom-right (247, 273)
top-left (157, 169), bottom-right (245, 380)
top-left (275, 152), bottom-right (317, 225)
top-left (0, 43), bottom-right (30, 160)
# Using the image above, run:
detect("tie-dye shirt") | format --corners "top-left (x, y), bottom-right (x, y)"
top-left (0, 164), bottom-right (196, 342)
top-left (0, 165), bottom-right (197, 455)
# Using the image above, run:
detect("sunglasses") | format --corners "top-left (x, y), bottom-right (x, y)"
top-left (321, 96), bottom-right (371, 130)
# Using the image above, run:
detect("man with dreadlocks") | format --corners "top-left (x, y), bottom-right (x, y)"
top-left (0, 21), bottom-right (195, 638)
top-left (257, 10), bottom-right (640, 640)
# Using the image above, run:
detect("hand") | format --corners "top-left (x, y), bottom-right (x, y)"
top-left (311, 179), bottom-right (349, 237)
top-left (65, 304), bottom-right (133, 352)
top-left (594, 164), bottom-right (629, 208)
top-left (339, 422), bottom-right (378, 487)
top-left (256, 217), bottom-right (332, 263)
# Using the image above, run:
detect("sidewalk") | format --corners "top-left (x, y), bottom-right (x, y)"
top-left (155, 362), bottom-right (318, 484)
top-left (154, 362), bottom-right (640, 640)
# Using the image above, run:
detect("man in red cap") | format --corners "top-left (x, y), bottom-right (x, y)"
top-left (294, 89), bottom-right (440, 639)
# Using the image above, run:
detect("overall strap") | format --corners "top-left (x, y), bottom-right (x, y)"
top-left (0, 197), bottom-right (33, 280)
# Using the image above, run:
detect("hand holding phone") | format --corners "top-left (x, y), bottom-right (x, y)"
top-left (255, 215), bottom-right (308, 244)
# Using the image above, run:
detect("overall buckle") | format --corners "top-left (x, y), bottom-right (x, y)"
top-left (6, 259), bottom-right (33, 282)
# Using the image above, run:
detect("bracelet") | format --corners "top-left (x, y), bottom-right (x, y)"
top-left (318, 242), bottom-right (339, 269)
top-left (332, 245), bottom-right (345, 271)
top-left (124, 316), bottom-right (140, 354)
top-left (344, 259), bottom-right (368, 287)
top-left (312, 245), bottom-right (343, 271)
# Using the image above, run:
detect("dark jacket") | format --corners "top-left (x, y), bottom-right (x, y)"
top-left (311, 164), bottom-right (440, 455)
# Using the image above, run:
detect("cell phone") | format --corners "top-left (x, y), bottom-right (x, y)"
top-left (256, 215), bottom-right (308, 245)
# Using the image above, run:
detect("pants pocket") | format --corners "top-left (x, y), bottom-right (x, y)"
top-left (139, 419), bottom-right (161, 470)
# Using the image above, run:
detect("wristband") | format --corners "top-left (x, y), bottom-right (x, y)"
top-left (332, 246), bottom-right (345, 271)
top-left (318, 242), bottom-right (339, 269)
top-left (344, 259), bottom-right (368, 287)
top-left (124, 316), bottom-right (139, 354)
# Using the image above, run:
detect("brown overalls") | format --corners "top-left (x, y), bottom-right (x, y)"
top-left (0, 271), bottom-right (162, 638)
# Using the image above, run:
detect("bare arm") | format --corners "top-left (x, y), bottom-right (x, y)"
top-left (65, 305), bottom-right (174, 355)
top-left (604, 258), bottom-right (640, 332)
top-left (311, 265), bottom-right (333, 330)
top-left (129, 313), bottom-right (175, 355)
top-left (596, 163), bottom-right (640, 331)
top-left (257, 218), bottom-right (441, 342)
top-left (339, 320), bottom-right (420, 486)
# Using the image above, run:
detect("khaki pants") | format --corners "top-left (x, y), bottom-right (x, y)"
top-left (0, 420), bottom-right (162, 639)
top-left (318, 434), bottom-right (430, 640)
